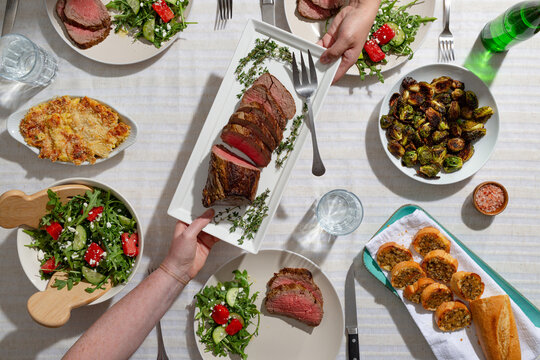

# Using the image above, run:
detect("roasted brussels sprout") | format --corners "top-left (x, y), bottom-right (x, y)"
top-left (435, 93), bottom-right (452, 105)
top-left (417, 145), bottom-right (433, 165)
top-left (401, 150), bottom-right (418, 167)
top-left (450, 123), bottom-right (462, 137)
top-left (389, 93), bottom-right (401, 107)
top-left (458, 143), bottom-right (475, 162)
top-left (418, 82), bottom-right (435, 100)
top-left (387, 123), bottom-right (404, 141)
top-left (404, 142), bottom-right (417, 152)
top-left (438, 121), bottom-right (450, 131)
top-left (399, 104), bottom-right (415, 122)
top-left (462, 128), bottom-right (487, 142)
top-left (380, 115), bottom-right (393, 129)
top-left (411, 132), bottom-right (425, 147)
top-left (401, 77), bottom-right (417, 90)
top-left (451, 79), bottom-right (465, 90)
top-left (419, 122), bottom-right (432, 138)
top-left (448, 101), bottom-right (460, 121)
top-left (403, 125), bottom-right (416, 136)
top-left (443, 155), bottom-right (463, 173)
top-left (447, 137), bottom-right (466, 152)
top-left (429, 100), bottom-right (446, 115)
top-left (388, 140), bottom-right (405, 158)
top-left (473, 106), bottom-right (494, 123)
top-left (432, 130), bottom-right (449, 144)
top-left (465, 90), bottom-right (479, 109)
top-left (417, 164), bottom-right (441, 179)
top-left (431, 76), bottom-right (453, 94)
top-left (460, 106), bottom-right (474, 119)
top-left (425, 107), bottom-right (442, 127)
top-left (407, 91), bottom-right (426, 106)
top-left (413, 115), bottom-right (426, 129)
top-left (451, 88), bottom-right (465, 103)
top-left (431, 145), bottom-right (447, 166)
top-left (458, 120), bottom-right (484, 132)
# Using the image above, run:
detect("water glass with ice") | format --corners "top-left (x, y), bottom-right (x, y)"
top-left (316, 189), bottom-right (363, 236)
top-left (0, 34), bottom-right (57, 86)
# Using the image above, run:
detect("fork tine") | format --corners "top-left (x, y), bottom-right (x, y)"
top-left (449, 42), bottom-right (455, 61)
top-left (291, 53), bottom-right (300, 87)
top-left (218, 0), bottom-right (223, 21)
top-left (300, 52), bottom-right (309, 86)
top-left (307, 49), bottom-right (317, 85)
top-left (228, 0), bottom-right (233, 19)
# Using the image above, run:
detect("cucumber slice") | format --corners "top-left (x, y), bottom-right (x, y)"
top-left (126, 0), bottom-right (140, 14)
top-left (212, 326), bottom-right (227, 344)
top-left (73, 225), bottom-right (86, 250)
top-left (229, 312), bottom-right (244, 327)
top-left (226, 287), bottom-right (239, 307)
top-left (202, 308), bottom-right (212, 318)
top-left (118, 215), bottom-right (132, 227)
top-left (386, 22), bottom-right (405, 46)
top-left (82, 266), bottom-right (106, 285)
top-left (143, 17), bottom-right (155, 42)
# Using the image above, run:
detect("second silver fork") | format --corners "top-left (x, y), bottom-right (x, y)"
top-left (292, 50), bottom-right (325, 177)
top-left (438, 0), bottom-right (455, 62)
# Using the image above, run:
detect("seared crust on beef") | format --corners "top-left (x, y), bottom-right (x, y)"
top-left (267, 268), bottom-right (323, 304)
top-left (229, 111), bottom-right (278, 150)
top-left (242, 84), bottom-right (287, 130)
top-left (56, 0), bottom-right (110, 49)
top-left (237, 102), bottom-right (283, 144)
top-left (254, 73), bottom-right (296, 120)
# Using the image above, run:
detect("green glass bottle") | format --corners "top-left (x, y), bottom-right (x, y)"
top-left (481, 1), bottom-right (540, 52)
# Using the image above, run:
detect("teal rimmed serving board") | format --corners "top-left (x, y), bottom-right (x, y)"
top-left (362, 204), bottom-right (540, 327)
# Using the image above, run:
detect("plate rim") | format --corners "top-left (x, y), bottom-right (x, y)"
top-left (377, 62), bottom-right (500, 185)
top-left (193, 248), bottom-right (345, 360)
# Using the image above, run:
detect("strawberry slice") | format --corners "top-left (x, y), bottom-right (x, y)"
top-left (87, 206), bottom-right (103, 222)
top-left (46, 222), bottom-right (63, 240)
top-left (364, 40), bottom-right (386, 62)
top-left (41, 257), bottom-right (58, 274)
top-left (225, 318), bottom-right (243, 335)
top-left (121, 233), bottom-right (139, 257)
top-left (84, 242), bottom-right (105, 267)
top-left (372, 23), bottom-right (396, 45)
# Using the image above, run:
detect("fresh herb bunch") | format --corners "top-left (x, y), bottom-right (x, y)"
top-left (214, 189), bottom-right (270, 245)
top-left (235, 38), bottom-right (292, 98)
top-left (356, 0), bottom-right (436, 82)
top-left (24, 189), bottom-right (138, 292)
top-left (195, 270), bottom-right (260, 359)
top-left (275, 102), bottom-right (308, 168)
top-left (106, 0), bottom-right (193, 48)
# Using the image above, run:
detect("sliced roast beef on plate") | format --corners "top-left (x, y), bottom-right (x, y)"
top-left (237, 102), bottom-right (284, 145)
top-left (253, 73), bottom-right (297, 120)
top-left (242, 84), bottom-right (288, 130)
top-left (267, 267), bottom-right (324, 304)
top-left (221, 123), bottom-right (272, 167)
top-left (310, 0), bottom-right (346, 9)
top-left (228, 111), bottom-right (278, 151)
top-left (297, 0), bottom-right (339, 21)
top-left (265, 283), bottom-right (324, 327)
top-left (202, 145), bottom-right (261, 207)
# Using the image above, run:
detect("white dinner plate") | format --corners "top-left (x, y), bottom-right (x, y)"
top-left (194, 249), bottom-right (344, 360)
top-left (283, 0), bottom-right (436, 76)
top-left (167, 19), bottom-right (339, 254)
top-left (6, 95), bottom-right (138, 165)
top-left (378, 63), bottom-right (500, 185)
top-left (44, 0), bottom-right (192, 65)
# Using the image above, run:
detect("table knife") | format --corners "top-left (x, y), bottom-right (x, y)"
top-left (345, 264), bottom-right (360, 360)
top-left (261, 0), bottom-right (275, 25)
top-left (2, 0), bottom-right (19, 36)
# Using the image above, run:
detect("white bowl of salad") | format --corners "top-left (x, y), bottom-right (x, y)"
top-left (17, 178), bottom-right (144, 304)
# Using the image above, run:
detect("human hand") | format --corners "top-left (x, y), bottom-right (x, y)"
top-left (161, 209), bottom-right (219, 281)
top-left (318, 0), bottom-right (380, 83)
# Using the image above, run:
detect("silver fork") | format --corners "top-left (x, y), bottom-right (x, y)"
top-left (218, 0), bottom-right (233, 21)
top-left (438, 0), bottom-right (455, 62)
top-left (292, 50), bottom-right (325, 177)
top-left (148, 268), bottom-right (169, 360)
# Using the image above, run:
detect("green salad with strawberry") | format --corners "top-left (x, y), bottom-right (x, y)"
top-left (357, 0), bottom-right (436, 82)
top-left (195, 270), bottom-right (260, 360)
top-left (24, 188), bottom-right (139, 293)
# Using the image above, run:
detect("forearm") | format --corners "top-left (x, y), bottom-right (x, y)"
top-left (63, 267), bottom-right (186, 360)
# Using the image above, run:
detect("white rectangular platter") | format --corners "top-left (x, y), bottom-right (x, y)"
top-left (167, 19), bottom-right (339, 253)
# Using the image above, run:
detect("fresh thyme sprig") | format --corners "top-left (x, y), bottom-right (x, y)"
top-left (214, 189), bottom-right (271, 245)
top-left (275, 103), bottom-right (308, 168)
top-left (235, 38), bottom-right (292, 98)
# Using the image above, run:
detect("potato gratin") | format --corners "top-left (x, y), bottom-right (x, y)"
top-left (19, 96), bottom-right (130, 165)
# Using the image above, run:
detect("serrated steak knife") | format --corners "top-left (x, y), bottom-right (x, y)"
top-left (345, 264), bottom-right (360, 360)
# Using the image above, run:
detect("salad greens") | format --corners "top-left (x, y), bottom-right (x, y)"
top-left (106, 0), bottom-right (194, 48)
top-left (195, 270), bottom-right (260, 359)
top-left (356, 0), bottom-right (436, 82)
top-left (25, 189), bottom-right (138, 292)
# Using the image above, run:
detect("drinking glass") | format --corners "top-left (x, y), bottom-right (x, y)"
top-left (0, 34), bottom-right (57, 86)
top-left (316, 189), bottom-right (363, 236)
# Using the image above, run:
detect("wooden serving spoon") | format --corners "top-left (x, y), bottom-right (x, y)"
top-left (27, 272), bottom-right (112, 328)
top-left (0, 184), bottom-right (93, 229)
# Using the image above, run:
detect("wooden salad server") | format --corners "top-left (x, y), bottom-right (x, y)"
top-left (27, 272), bottom-right (112, 328)
top-left (0, 184), bottom-right (93, 229)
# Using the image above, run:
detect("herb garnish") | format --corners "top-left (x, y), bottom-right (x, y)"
top-left (195, 270), bottom-right (260, 359)
top-left (356, 0), bottom-right (436, 82)
top-left (214, 189), bottom-right (270, 245)
top-left (275, 102), bottom-right (308, 168)
top-left (235, 38), bottom-right (292, 98)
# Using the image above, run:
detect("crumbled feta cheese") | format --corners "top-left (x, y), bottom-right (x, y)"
top-left (67, 217), bottom-right (72, 222)
top-left (66, 241), bottom-right (72, 247)
top-left (37, 250), bottom-right (44, 261)
top-left (117, 208), bottom-right (122, 212)
top-left (90, 222), bottom-right (94, 229)
top-left (166, 23), bottom-right (171, 30)
top-left (64, 257), bottom-right (67, 261)
top-left (407, 23), bottom-right (412, 29)
top-left (72, 253), bottom-right (78, 259)
top-left (221, 286), bottom-right (225, 291)
top-left (106, 222), bottom-right (111, 228)
top-left (83, 203), bottom-right (88, 207)
top-left (102, 252), bottom-right (107, 258)
top-left (140, 1), bottom-right (143, 6)
top-left (67, 226), bottom-right (76, 233)
top-left (89, 259), bottom-right (96, 265)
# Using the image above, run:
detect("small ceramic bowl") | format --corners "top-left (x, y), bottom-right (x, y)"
top-left (16, 178), bottom-right (144, 304)
top-left (472, 181), bottom-right (508, 216)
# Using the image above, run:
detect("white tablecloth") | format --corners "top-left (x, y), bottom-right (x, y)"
top-left (0, 1), bottom-right (539, 359)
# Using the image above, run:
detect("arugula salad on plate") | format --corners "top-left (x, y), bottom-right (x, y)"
top-left (24, 188), bottom-right (139, 293)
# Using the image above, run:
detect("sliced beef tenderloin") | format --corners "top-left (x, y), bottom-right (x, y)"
top-left (56, 0), bottom-right (109, 49)
top-left (237, 102), bottom-right (283, 144)
top-left (253, 73), bottom-right (296, 120)
top-left (311, 0), bottom-right (346, 9)
top-left (265, 283), bottom-right (324, 327)
top-left (267, 268), bottom-right (324, 305)
top-left (242, 84), bottom-right (287, 130)
top-left (63, 0), bottom-right (111, 31)
top-left (228, 111), bottom-right (278, 151)
top-left (221, 124), bottom-right (272, 167)
top-left (202, 145), bottom-right (261, 207)
top-left (297, 0), bottom-right (339, 20)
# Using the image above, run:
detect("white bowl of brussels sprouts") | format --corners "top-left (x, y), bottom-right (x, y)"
top-left (17, 178), bottom-right (144, 305)
top-left (378, 63), bottom-right (499, 185)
